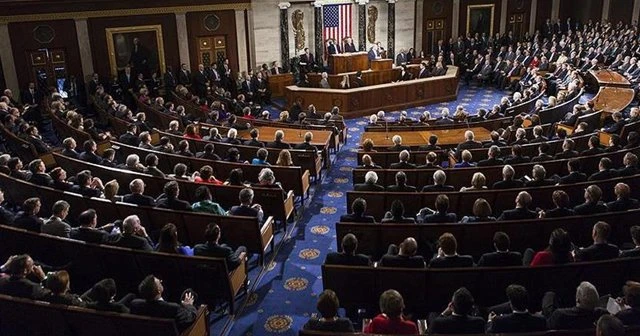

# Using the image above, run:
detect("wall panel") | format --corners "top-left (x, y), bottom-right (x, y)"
top-left (186, 10), bottom-right (239, 73)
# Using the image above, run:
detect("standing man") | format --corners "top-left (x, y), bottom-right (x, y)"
top-left (193, 64), bottom-right (209, 98)
top-left (343, 37), bottom-right (357, 53)
top-left (299, 48), bottom-right (315, 74)
top-left (327, 39), bottom-right (341, 55)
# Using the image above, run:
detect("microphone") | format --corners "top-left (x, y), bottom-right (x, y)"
top-left (385, 117), bottom-right (389, 140)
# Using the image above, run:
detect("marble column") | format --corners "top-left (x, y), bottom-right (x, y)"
top-left (500, 0), bottom-right (507, 34)
top-left (279, 2), bottom-right (291, 72)
top-left (452, 0), bottom-right (461, 39)
top-left (529, 0), bottom-right (538, 35)
top-left (415, 0), bottom-right (424, 50)
top-left (235, 9), bottom-right (249, 73)
top-left (387, 0), bottom-right (396, 60)
top-left (0, 23), bottom-right (18, 94)
top-left (634, 0), bottom-right (640, 25)
top-left (314, 1), bottom-right (323, 64)
top-left (602, 0), bottom-right (611, 22)
top-left (175, 12), bottom-right (191, 69)
top-left (551, 0), bottom-right (560, 21)
top-left (74, 18), bottom-right (94, 81)
top-left (357, 0), bottom-right (369, 51)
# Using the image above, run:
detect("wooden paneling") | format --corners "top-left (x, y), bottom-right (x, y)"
top-left (459, 0), bottom-right (502, 38)
top-left (422, 0), bottom-right (453, 54)
top-left (506, 0), bottom-right (529, 38)
top-left (535, 0), bottom-right (553, 33)
top-left (88, 14), bottom-right (180, 79)
top-left (8, 19), bottom-right (82, 89)
top-left (186, 10), bottom-right (239, 73)
top-left (609, 0), bottom-right (635, 24)
top-left (559, 0), bottom-right (603, 24)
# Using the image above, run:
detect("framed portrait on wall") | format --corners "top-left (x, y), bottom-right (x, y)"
top-left (466, 4), bottom-right (495, 36)
top-left (105, 25), bottom-right (166, 78)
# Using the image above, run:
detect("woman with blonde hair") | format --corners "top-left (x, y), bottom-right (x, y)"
top-left (460, 172), bottom-right (487, 192)
top-left (276, 149), bottom-right (294, 166)
top-left (103, 179), bottom-right (122, 202)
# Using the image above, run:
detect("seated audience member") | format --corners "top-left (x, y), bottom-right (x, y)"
top-left (61, 137), bottom-right (81, 158)
top-left (607, 182), bottom-right (639, 211)
top-left (428, 287), bottom-right (486, 334)
top-left (498, 191), bottom-right (537, 220)
top-left (304, 290), bottom-right (354, 332)
top-left (531, 142), bottom-right (554, 162)
top-left (8, 157), bottom-right (30, 180)
top-left (429, 233), bottom-right (474, 268)
top-left (559, 159), bottom-right (587, 184)
top-left (492, 165), bottom-right (524, 189)
top-left (575, 221), bottom-right (620, 262)
top-left (544, 281), bottom-right (607, 330)
top-left (486, 285), bottom-right (547, 333)
top-left (422, 170), bottom-right (455, 192)
top-left (155, 223), bottom-right (192, 255)
top-left (191, 186), bottom-right (226, 215)
top-left (573, 185), bottom-right (607, 215)
top-left (477, 146), bottom-right (503, 166)
top-left (390, 150), bottom-right (417, 169)
top-left (589, 158), bottom-right (618, 181)
top-left (183, 124), bottom-right (201, 140)
top-left (84, 278), bottom-right (132, 313)
top-left (195, 143), bottom-right (221, 161)
top-left (12, 197), bottom-right (43, 232)
top-left (617, 152), bottom-right (639, 176)
top-left (386, 171), bottom-right (417, 192)
top-left (379, 237), bottom-right (425, 268)
top-left (483, 131), bottom-right (507, 147)
top-left (602, 112), bottom-right (627, 134)
top-left (540, 190), bottom-right (575, 218)
top-left (123, 179), bottom-right (156, 206)
top-left (454, 150), bottom-right (476, 168)
top-left (340, 197), bottom-right (375, 223)
top-left (530, 125), bottom-right (548, 143)
top-left (193, 165), bottom-right (223, 185)
top-left (527, 228), bottom-right (574, 266)
top-left (325, 233), bottom-right (371, 266)
top-left (504, 144), bottom-right (530, 164)
top-left (101, 148), bottom-right (117, 167)
top-left (418, 135), bottom-right (441, 151)
top-left (70, 209), bottom-right (114, 244)
top-left (581, 135), bottom-right (604, 156)
top-left (175, 140), bottom-right (194, 157)
top-left (361, 138), bottom-right (377, 152)
top-left (130, 275), bottom-right (197, 331)
top-left (138, 132), bottom-right (153, 150)
top-left (423, 195), bottom-right (457, 223)
top-left (387, 135), bottom-right (410, 152)
top-left (460, 172), bottom-right (487, 191)
top-left (0, 254), bottom-right (49, 299)
top-left (202, 128), bottom-right (222, 142)
top-left (625, 131), bottom-right (640, 149)
top-left (597, 315), bottom-right (625, 336)
top-left (455, 130), bottom-right (482, 160)
top-left (554, 138), bottom-right (579, 159)
top-left (606, 134), bottom-right (622, 153)
top-left (170, 163), bottom-right (190, 181)
top-left (354, 171), bottom-right (385, 191)
top-left (612, 281), bottom-right (640, 325)
top-left (109, 215), bottom-right (153, 251)
top-left (510, 128), bottom-right (528, 145)
top-left (41, 200), bottom-right (71, 238)
top-left (156, 181), bottom-right (192, 211)
top-left (251, 148), bottom-right (270, 166)
top-left (49, 167), bottom-right (72, 191)
top-left (70, 170), bottom-right (104, 198)
top-left (223, 128), bottom-right (242, 145)
top-left (525, 165), bottom-right (556, 187)
top-left (417, 152), bottom-right (442, 169)
top-left (228, 188), bottom-right (264, 223)
top-left (243, 128), bottom-right (264, 147)
top-left (252, 168), bottom-right (286, 194)
top-left (120, 154), bottom-right (145, 173)
top-left (364, 289), bottom-right (418, 335)
top-left (295, 132), bottom-right (318, 152)
top-left (359, 154), bottom-right (382, 169)
top-left (194, 223), bottom-right (246, 271)
top-left (266, 130), bottom-right (292, 149)
top-left (43, 270), bottom-right (85, 307)
top-left (224, 168), bottom-right (249, 187)
top-left (27, 159), bottom-right (53, 187)
top-left (620, 226), bottom-right (640, 258)
top-left (276, 150), bottom-right (294, 166)
top-left (381, 200), bottom-right (416, 223)
top-left (461, 198), bottom-right (496, 223)
top-left (477, 232), bottom-right (522, 267)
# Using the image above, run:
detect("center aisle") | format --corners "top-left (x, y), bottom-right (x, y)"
top-left (226, 85), bottom-right (505, 336)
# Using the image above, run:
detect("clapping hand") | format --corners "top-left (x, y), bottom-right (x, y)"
top-left (182, 292), bottom-right (195, 306)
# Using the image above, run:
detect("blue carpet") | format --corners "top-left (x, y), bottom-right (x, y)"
top-left (222, 83), bottom-right (548, 336)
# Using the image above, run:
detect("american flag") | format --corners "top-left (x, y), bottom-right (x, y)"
top-left (323, 4), bottom-right (352, 52)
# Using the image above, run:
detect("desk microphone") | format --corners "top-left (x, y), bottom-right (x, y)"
top-left (385, 118), bottom-right (389, 140)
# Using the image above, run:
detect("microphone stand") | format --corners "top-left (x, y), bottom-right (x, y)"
top-left (385, 117), bottom-right (389, 140)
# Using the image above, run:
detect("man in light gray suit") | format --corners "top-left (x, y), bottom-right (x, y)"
top-left (41, 200), bottom-right (71, 238)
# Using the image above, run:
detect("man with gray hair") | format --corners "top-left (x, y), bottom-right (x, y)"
top-left (492, 165), bottom-right (524, 189)
top-left (498, 191), bottom-right (537, 220)
top-left (109, 215), bottom-right (153, 251)
top-left (422, 169), bottom-right (455, 192)
top-left (266, 129), bottom-right (292, 149)
top-left (123, 179), bottom-right (156, 206)
top-left (525, 164), bottom-right (556, 187)
top-left (455, 130), bottom-right (482, 161)
top-left (477, 145), bottom-right (503, 166)
top-left (355, 171), bottom-right (384, 191)
top-left (390, 150), bottom-right (416, 169)
top-left (388, 134), bottom-right (410, 152)
top-left (229, 188), bottom-right (264, 223)
top-left (544, 281), bottom-right (607, 330)
top-left (120, 154), bottom-right (145, 173)
top-left (41, 200), bottom-right (71, 238)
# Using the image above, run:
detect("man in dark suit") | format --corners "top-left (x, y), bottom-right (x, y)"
top-left (163, 66), bottom-right (176, 96)
top-left (498, 191), bottom-right (538, 220)
top-left (531, 143), bottom-right (554, 163)
top-left (21, 82), bottom-right (40, 106)
top-left (554, 139), bottom-right (579, 159)
top-left (423, 195), bottom-right (457, 223)
top-left (194, 223), bottom-right (247, 271)
top-left (492, 165), bottom-right (525, 189)
top-left (118, 66), bottom-right (135, 94)
top-left (352, 71), bottom-right (365, 88)
top-left (379, 237), bottom-right (425, 268)
top-left (130, 275), bottom-right (197, 332)
top-left (573, 185), bottom-right (608, 215)
top-left (381, 200), bottom-right (416, 223)
top-left (354, 171), bottom-right (385, 192)
top-left (620, 226), bottom-right (640, 258)
top-left (25, 125), bottom-right (50, 154)
top-left (389, 150), bottom-right (416, 170)
top-left (177, 63), bottom-right (191, 86)
top-left (0, 254), bottom-right (49, 300)
top-left (78, 140), bottom-right (102, 165)
top-left (109, 215), bottom-right (153, 252)
top-left (422, 170), bottom-right (455, 192)
top-left (70, 209), bottom-right (114, 244)
top-left (327, 39), bottom-right (341, 55)
top-left (575, 221), bottom-right (620, 262)
top-left (266, 130), bottom-right (292, 149)
top-left (387, 134), bottom-right (411, 152)
top-left (614, 282), bottom-right (640, 326)
top-left (477, 232), bottom-right (523, 267)
top-left (544, 282), bottom-right (608, 330)
top-left (602, 112), bottom-right (627, 134)
top-left (477, 146), bottom-right (503, 167)
top-left (607, 182), bottom-right (639, 212)
top-left (294, 132), bottom-right (318, 152)
top-left (41, 200), bottom-right (71, 238)
top-left (504, 145), bottom-right (530, 165)
top-left (559, 159), bottom-right (588, 185)
top-left (119, 124), bottom-right (138, 146)
top-left (12, 198), bottom-right (43, 233)
top-left (386, 171), bottom-right (417, 192)
top-left (487, 285), bottom-right (547, 333)
top-left (340, 197), bottom-right (375, 223)
top-left (617, 152), bottom-right (639, 177)
top-left (299, 48), bottom-right (315, 73)
top-left (525, 165), bottom-right (556, 187)
top-left (589, 158), bottom-right (619, 181)
top-left (192, 64), bottom-right (209, 98)
top-left (417, 62), bottom-right (431, 79)
top-left (455, 130), bottom-right (483, 161)
top-left (122, 179), bottom-right (156, 207)
top-left (27, 159), bottom-right (53, 187)
top-left (343, 37), bottom-right (357, 52)
top-left (428, 287), bottom-right (486, 334)
top-left (325, 233), bottom-right (371, 266)
top-left (228, 188), bottom-right (264, 223)
top-left (155, 181), bottom-right (192, 212)
top-left (428, 233), bottom-right (474, 268)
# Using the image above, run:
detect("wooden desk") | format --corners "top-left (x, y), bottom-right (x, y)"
top-left (268, 73), bottom-right (294, 97)
top-left (360, 126), bottom-right (491, 147)
top-left (589, 69), bottom-right (631, 88)
top-left (237, 126), bottom-right (332, 148)
top-left (370, 59), bottom-right (393, 71)
top-left (593, 86), bottom-right (635, 115)
top-left (287, 66), bottom-right (459, 119)
top-left (328, 52), bottom-right (369, 74)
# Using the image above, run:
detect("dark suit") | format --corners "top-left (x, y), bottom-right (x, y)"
top-left (531, 154), bottom-right (554, 163)
top-left (244, 139), bottom-right (265, 147)
top-left (616, 307), bottom-right (640, 326)
top-left (428, 314), bottom-right (486, 334)
top-left (554, 150), bottom-right (579, 160)
top-left (617, 166), bottom-right (639, 177)
top-left (325, 252), bottom-right (371, 266)
top-left (387, 144), bottom-right (411, 152)
top-left (193, 71), bottom-right (208, 97)
top-left (477, 251), bottom-right (522, 267)
top-left (620, 248), bottom-right (640, 258)
top-left (110, 233), bottom-right (153, 252)
top-left (130, 299), bottom-right (196, 331)
top-left (386, 184), bottom-right (417, 192)
top-left (339, 213), bottom-right (375, 223)
top-left (177, 69), bottom-right (191, 86)
top-left (428, 255), bottom-right (474, 268)
top-left (70, 226), bottom-right (110, 244)
top-left (78, 151), bottom-right (102, 165)
top-left (29, 136), bottom-right (50, 154)
top-left (423, 212), bottom-right (457, 223)
top-left (559, 172), bottom-right (587, 185)
top-left (193, 241), bottom-right (245, 270)
top-left (13, 212), bottom-right (44, 233)
top-left (607, 198), bottom-right (640, 212)
top-left (29, 173), bottom-right (53, 187)
top-left (294, 142), bottom-right (318, 152)
top-left (379, 255), bottom-right (425, 268)
top-left (118, 132), bottom-right (139, 146)
top-left (492, 179), bottom-right (524, 189)
top-left (477, 157), bottom-right (503, 167)
top-left (455, 141), bottom-right (483, 159)
top-left (229, 205), bottom-right (261, 219)
top-left (487, 312), bottom-right (547, 333)
top-left (547, 307), bottom-right (608, 330)
top-left (354, 183), bottom-right (384, 192)
top-left (389, 161), bottom-right (417, 170)
top-left (421, 185), bottom-right (455, 192)
top-left (156, 197), bottom-right (192, 211)
top-left (575, 243), bottom-right (619, 262)
top-left (573, 201), bottom-right (607, 216)
top-left (588, 169), bottom-right (618, 181)
top-left (498, 207), bottom-right (537, 221)
top-left (266, 140), bottom-right (292, 149)
top-left (0, 276), bottom-right (49, 299)
top-left (544, 207), bottom-right (575, 218)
